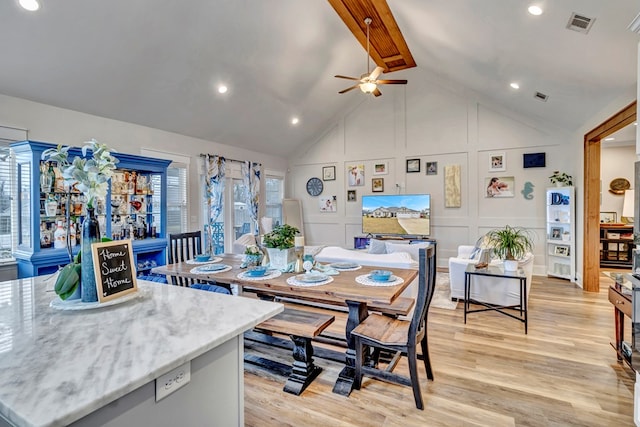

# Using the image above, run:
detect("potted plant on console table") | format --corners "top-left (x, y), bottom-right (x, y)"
top-left (485, 225), bottom-right (534, 271)
top-left (262, 224), bottom-right (299, 271)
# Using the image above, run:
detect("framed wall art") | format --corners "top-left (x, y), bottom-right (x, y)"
top-left (600, 211), bottom-right (617, 223)
top-left (372, 178), bottom-right (384, 192)
top-left (426, 161), bottom-right (437, 175)
top-left (489, 152), bottom-right (506, 172)
top-left (347, 164), bottom-right (365, 186)
top-left (406, 158), bottom-right (420, 173)
top-left (347, 190), bottom-right (356, 202)
top-left (322, 165), bottom-right (335, 181)
top-left (485, 176), bottom-right (515, 198)
top-left (373, 161), bottom-right (388, 175)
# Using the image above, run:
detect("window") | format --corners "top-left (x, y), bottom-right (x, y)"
top-left (0, 126), bottom-right (26, 262)
top-left (140, 148), bottom-right (189, 235)
top-left (166, 165), bottom-right (187, 234)
top-left (0, 143), bottom-right (13, 260)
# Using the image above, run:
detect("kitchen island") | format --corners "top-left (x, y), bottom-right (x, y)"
top-left (0, 277), bottom-right (283, 427)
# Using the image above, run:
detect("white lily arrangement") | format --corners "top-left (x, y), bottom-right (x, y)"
top-left (42, 139), bottom-right (119, 209)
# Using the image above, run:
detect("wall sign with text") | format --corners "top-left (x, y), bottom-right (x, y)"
top-left (91, 240), bottom-right (138, 303)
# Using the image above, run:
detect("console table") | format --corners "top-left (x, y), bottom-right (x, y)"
top-left (464, 264), bottom-right (528, 334)
top-left (609, 282), bottom-right (634, 368)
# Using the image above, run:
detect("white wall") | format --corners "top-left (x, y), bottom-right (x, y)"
top-left (0, 93), bottom-right (288, 230)
top-left (601, 144), bottom-right (636, 220)
top-left (288, 69), bottom-right (578, 274)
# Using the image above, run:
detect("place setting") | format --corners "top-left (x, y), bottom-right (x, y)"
top-left (191, 263), bottom-right (232, 274)
top-left (355, 269), bottom-right (404, 287)
top-left (185, 253), bottom-right (223, 265)
top-left (328, 261), bottom-right (361, 271)
top-left (237, 265), bottom-right (282, 281)
top-left (286, 260), bottom-right (334, 287)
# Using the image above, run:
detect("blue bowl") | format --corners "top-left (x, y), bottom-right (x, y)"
top-left (195, 254), bottom-right (211, 262)
top-left (247, 266), bottom-right (268, 277)
top-left (369, 270), bottom-right (392, 281)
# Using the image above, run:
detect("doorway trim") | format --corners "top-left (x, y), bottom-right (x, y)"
top-left (583, 100), bottom-right (636, 292)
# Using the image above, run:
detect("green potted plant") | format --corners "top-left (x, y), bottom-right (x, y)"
top-left (485, 225), bottom-right (534, 271)
top-left (244, 244), bottom-right (263, 267)
top-left (549, 171), bottom-right (573, 187)
top-left (262, 224), bottom-right (299, 270)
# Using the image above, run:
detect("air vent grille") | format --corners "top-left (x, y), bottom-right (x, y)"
top-left (534, 92), bottom-right (549, 102)
top-left (567, 12), bottom-right (595, 34)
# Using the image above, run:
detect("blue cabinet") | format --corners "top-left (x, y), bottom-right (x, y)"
top-left (11, 140), bottom-right (171, 278)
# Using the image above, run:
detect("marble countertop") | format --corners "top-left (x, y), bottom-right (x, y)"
top-left (0, 277), bottom-right (283, 427)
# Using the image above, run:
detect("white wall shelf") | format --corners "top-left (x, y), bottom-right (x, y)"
top-left (546, 187), bottom-right (575, 281)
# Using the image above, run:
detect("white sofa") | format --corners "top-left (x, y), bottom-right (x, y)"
top-left (448, 245), bottom-right (534, 306)
top-left (314, 241), bottom-right (431, 300)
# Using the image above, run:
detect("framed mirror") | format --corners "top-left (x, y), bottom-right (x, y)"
top-left (282, 199), bottom-right (304, 236)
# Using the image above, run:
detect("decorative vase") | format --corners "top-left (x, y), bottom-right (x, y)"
top-left (503, 259), bottom-right (518, 271)
top-left (244, 254), bottom-right (263, 267)
top-left (266, 247), bottom-right (295, 271)
top-left (81, 207), bottom-right (100, 302)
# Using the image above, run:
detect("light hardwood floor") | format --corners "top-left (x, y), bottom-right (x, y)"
top-left (243, 274), bottom-right (635, 426)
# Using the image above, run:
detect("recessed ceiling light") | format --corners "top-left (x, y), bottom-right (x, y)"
top-left (217, 85), bottom-right (228, 94)
top-left (291, 117), bottom-right (300, 125)
top-left (19, 0), bottom-right (40, 11)
top-left (604, 137), bottom-right (615, 141)
top-left (528, 5), bottom-right (543, 16)
top-left (510, 82), bottom-right (520, 89)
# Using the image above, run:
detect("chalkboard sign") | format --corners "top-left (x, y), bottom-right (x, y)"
top-left (91, 239), bottom-right (138, 303)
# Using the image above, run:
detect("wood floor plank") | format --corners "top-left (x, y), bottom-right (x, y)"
top-left (244, 274), bottom-right (635, 426)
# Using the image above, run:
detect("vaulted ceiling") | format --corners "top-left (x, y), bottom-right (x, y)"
top-left (0, 1), bottom-right (638, 157)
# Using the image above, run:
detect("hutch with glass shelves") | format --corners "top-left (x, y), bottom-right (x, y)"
top-left (12, 140), bottom-right (171, 278)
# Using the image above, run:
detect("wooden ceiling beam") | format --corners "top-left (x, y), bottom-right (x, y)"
top-left (327, 0), bottom-right (416, 73)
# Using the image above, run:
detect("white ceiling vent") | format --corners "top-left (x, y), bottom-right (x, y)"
top-left (566, 12), bottom-right (595, 34)
top-left (534, 92), bottom-right (549, 102)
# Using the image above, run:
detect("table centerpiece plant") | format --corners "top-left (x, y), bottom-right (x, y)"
top-left (244, 244), bottom-right (263, 267)
top-left (262, 224), bottom-right (299, 271)
top-left (484, 225), bottom-right (534, 271)
top-left (43, 139), bottom-right (119, 302)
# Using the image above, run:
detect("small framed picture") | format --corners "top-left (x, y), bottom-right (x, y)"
top-left (426, 161), bottom-right (437, 175)
top-left (322, 166), bottom-right (336, 181)
top-left (550, 227), bottom-right (563, 240)
top-left (347, 190), bottom-right (356, 202)
top-left (373, 161), bottom-right (388, 175)
top-left (372, 178), bottom-right (384, 192)
top-left (600, 211), bottom-right (617, 223)
top-left (406, 158), bottom-right (420, 173)
top-left (554, 245), bottom-right (569, 256)
top-left (489, 152), bottom-right (506, 172)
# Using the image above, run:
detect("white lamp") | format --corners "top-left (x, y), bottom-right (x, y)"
top-left (622, 189), bottom-right (635, 223)
top-left (359, 82), bottom-right (377, 93)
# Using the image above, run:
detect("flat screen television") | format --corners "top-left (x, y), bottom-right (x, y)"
top-left (362, 194), bottom-right (431, 236)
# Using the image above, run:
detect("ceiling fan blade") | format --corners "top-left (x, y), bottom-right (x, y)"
top-left (376, 79), bottom-right (408, 85)
top-left (369, 66), bottom-right (384, 81)
top-left (373, 88), bottom-right (382, 97)
top-left (338, 84), bottom-right (360, 94)
top-left (335, 75), bottom-right (360, 81)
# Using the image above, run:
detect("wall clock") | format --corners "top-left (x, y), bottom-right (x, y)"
top-left (306, 177), bottom-right (323, 196)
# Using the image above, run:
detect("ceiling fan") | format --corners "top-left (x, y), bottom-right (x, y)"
top-left (335, 17), bottom-right (407, 97)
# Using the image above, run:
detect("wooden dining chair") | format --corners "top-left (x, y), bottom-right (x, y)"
top-left (168, 231), bottom-right (203, 286)
top-left (352, 245), bottom-right (436, 410)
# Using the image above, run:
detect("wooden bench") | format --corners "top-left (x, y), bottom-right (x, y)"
top-left (253, 308), bottom-right (335, 395)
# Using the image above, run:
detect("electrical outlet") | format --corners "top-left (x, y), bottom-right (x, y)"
top-left (155, 361), bottom-right (191, 402)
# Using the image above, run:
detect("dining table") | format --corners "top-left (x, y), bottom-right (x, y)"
top-left (151, 253), bottom-right (418, 396)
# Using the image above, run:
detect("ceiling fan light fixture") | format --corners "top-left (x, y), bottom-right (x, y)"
top-left (19, 0), bottom-right (40, 11)
top-left (360, 82), bottom-right (377, 93)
